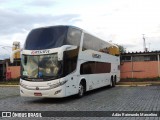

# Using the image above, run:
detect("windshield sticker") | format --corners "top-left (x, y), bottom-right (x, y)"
top-left (31, 50), bottom-right (50, 55)
top-left (23, 71), bottom-right (28, 76)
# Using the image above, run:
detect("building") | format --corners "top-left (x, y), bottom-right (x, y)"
top-left (1, 50), bottom-right (160, 80)
top-left (0, 58), bottom-right (20, 81)
top-left (0, 60), bottom-right (6, 81)
top-left (121, 51), bottom-right (160, 79)
top-left (6, 58), bottom-right (20, 80)
top-left (0, 41), bottom-right (21, 81)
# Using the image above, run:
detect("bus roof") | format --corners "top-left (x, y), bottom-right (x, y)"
top-left (24, 25), bottom-right (118, 50)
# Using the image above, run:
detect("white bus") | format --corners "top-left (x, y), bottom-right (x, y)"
top-left (13, 25), bottom-right (120, 98)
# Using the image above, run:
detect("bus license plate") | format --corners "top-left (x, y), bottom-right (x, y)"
top-left (34, 92), bottom-right (42, 96)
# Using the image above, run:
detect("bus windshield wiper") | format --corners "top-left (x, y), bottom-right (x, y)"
top-left (21, 76), bottom-right (28, 79)
top-left (41, 76), bottom-right (57, 80)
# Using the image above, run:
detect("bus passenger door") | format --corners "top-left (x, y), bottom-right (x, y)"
top-left (65, 73), bottom-right (80, 96)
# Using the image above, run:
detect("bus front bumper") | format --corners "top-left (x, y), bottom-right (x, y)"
top-left (20, 85), bottom-right (66, 98)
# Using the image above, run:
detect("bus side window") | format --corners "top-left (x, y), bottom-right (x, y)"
top-left (63, 48), bottom-right (79, 76)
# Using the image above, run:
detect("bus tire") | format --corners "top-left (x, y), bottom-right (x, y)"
top-left (110, 77), bottom-right (115, 88)
top-left (114, 76), bottom-right (117, 85)
top-left (112, 79), bottom-right (115, 87)
top-left (77, 81), bottom-right (85, 98)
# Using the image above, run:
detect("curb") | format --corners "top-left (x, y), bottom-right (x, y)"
top-left (119, 82), bottom-right (160, 84)
top-left (116, 84), bottom-right (151, 87)
top-left (0, 85), bottom-right (19, 87)
top-left (0, 82), bottom-right (160, 87)
top-left (117, 82), bottom-right (160, 86)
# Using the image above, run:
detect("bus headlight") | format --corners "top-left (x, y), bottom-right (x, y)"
top-left (54, 89), bottom-right (62, 95)
top-left (49, 80), bottom-right (68, 89)
top-left (20, 82), bottom-right (27, 88)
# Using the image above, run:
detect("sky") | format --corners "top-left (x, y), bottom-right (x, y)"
top-left (0, 0), bottom-right (160, 59)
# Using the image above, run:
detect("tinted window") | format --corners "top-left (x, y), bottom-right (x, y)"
top-left (24, 26), bottom-right (82, 50)
top-left (63, 48), bottom-right (79, 76)
top-left (83, 33), bottom-right (109, 53)
top-left (66, 28), bottom-right (82, 47)
top-left (83, 33), bottom-right (100, 51)
top-left (80, 61), bottom-right (95, 74)
top-left (80, 61), bottom-right (111, 74)
top-left (95, 62), bottom-right (111, 73)
top-left (24, 26), bottom-right (68, 50)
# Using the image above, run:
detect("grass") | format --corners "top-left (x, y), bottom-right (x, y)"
top-left (0, 78), bottom-right (19, 85)
top-left (120, 77), bottom-right (160, 82)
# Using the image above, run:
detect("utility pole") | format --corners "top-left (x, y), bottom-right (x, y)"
top-left (142, 34), bottom-right (147, 52)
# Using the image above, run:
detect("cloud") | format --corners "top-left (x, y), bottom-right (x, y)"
top-left (0, 0), bottom-right (10, 4)
top-left (26, 0), bottom-right (57, 7)
top-left (0, 8), bottom-right (80, 35)
top-left (0, 13), bottom-right (80, 48)
top-left (0, 0), bottom-right (160, 54)
top-left (0, 13), bottom-right (81, 43)
top-left (0, 7), bottom-right (81, 58)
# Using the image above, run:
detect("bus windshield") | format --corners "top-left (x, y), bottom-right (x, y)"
top-left (21, 53), bottom-right (62, 81)
top-left (23, 26), bottom-right (82, 50)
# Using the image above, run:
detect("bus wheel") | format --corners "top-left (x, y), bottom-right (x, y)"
top-left (112, 79), bottom-right (115, 87)
top-left (114, 76), bottom-right (117, 86)
top-left (77, 82), bottom-right (84, 98)
top-left (110, 78), bottom-right (115, 88)
top-left (109, 79), bottom-right (112, 87)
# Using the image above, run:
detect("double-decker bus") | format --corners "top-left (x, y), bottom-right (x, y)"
top-left (11, 25), bottom-right (120, 98)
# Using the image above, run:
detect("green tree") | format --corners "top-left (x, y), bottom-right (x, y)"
top-left (117, 45), bottom-right (126, 53)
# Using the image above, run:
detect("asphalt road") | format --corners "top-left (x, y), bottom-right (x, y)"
top-left (0, 86), bottom-right (160, 120)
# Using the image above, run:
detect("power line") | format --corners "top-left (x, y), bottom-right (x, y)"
top-left (0, 45), bottom-right (12, 48)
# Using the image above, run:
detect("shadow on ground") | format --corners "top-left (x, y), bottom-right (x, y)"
top-left (27, 86), bottom-right (112, 104)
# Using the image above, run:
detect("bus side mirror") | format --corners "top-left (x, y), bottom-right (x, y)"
top-left (10, 49), bottom-right (21, 63)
